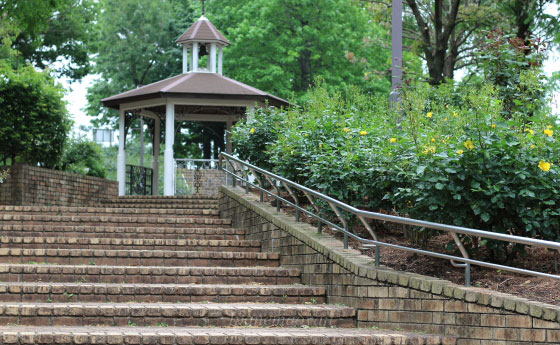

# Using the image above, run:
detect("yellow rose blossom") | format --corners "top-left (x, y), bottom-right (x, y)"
top-left (444, 117), bottom-right (448, 121)
top-left (250, 128), bottom-right (255, 134)
top-left (445, 104), bottom-right (450, 109)
top-left (530, 145), bottom-right (536, 149)
top-left (524, 128), bottom-right (534, 135)
top-left (389, 138), bottom-right (397, 143)
top-left (360, 130), bottom-right (367, 136)
top-left (464, 139), bottom-right (475, 150)
top-left (491, 124), bottom-right (496, 128)
top-left (538, 160), bottom-right (551, 172)
top-left (452, 112), bottom-right (458, 117)
top-left (431, 138), bottom-right (435, 142)
top-left (426, 112), bottom-right (433, 118)
top-left (343, 128), bottom-right (350, 133)
top-left (544, 129), bottom-right (554, 137)
top-left (456, 149), bottom-right (464, 155)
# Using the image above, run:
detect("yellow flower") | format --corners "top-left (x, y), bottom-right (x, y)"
top-left (452, 112), bottom-right (458, 117)
top-left (445, 104), bottom-right (450, 109)
top-left (426, 112), bottom-right (433, 118)
top-left (388, 152), bottom-right (392, 156)
top-left (544, 129), bottom-right (554, 137)
top-left (464, 139), bottom-right (475, 150)
top-left (530, 144), bottom-right (536, 149)
top-left (547, 125), bottom-right (553, 129)
top-left (249, 128), bottom-right (255, 134)
top-left (431, 138), bottom-right (435, 142)
top-left (538, 160), bottom-right (551, 172)
top-left (319, 143), bottom-right (323, 148)
top-left (491, 124), bottom-right (496, 128)
top-left (444, 117), bottom-right (448, 122)
top-left (389, 137), bottom-right (397, 143)
top-left (343, 128), bottom-right (350, 133)
top-left (456, 149), bottom-right (464, 155)
top-left (360, 130), bottom-right (367, 136)
top-left (524, 128), bottom-right (534, 135)
top-left (423, 146), bottom-right (436, 154)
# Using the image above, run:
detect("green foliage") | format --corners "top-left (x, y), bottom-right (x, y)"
top-left (0, 60), bottom-right (71, 168)
top-left (86, 0), bottom-right (194, 125)
top-left (207, 0), bottom-right (394, 101)
top-left (0, 168), bottom-right (9, 184)
top-left (1, 0), bottom-right (97, 79)
top-left (232, 79), bottom-right (560, 263)
top-left (61, 136), bottom-right (106, 178)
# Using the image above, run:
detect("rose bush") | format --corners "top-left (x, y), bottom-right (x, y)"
top-left (232, 78), bottom-right (559, 262)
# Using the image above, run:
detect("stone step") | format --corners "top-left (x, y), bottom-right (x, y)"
top-left (112, 195), bottom-right (219, 200)
top-left (0, 282), bottom-right (326, 304)
top-left (0, 264), bottom-right (301, 285)
top-left (0, 326), bottom-right (454, 345)
top-left (0, 225), bottom-right (244, 240)
top-left (0, 248), bottom-right (279, 267)
top-left (99, 202), bottom-right (218, 210)
top-left (0, 206), bottom-right (220, 218)
top-left (0, 237), bottom-right (260, 252)
top-left (0, 302), bottom-right (356, 328)
top-left (0, 215), bottom-right (231, 228)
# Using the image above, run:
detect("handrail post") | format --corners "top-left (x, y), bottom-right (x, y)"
top-left (317, 209), bottom-right (323, 233)
top-left (465, 263), bottom-right (471, 287)
top-left (343, 216), bottom-right (349, 249)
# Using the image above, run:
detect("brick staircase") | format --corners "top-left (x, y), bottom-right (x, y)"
top-left (0, 196), bottom-right (450, 344)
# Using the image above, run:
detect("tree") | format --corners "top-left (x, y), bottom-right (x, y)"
top-left (1, 0), bottom-right (97, 79)
top-left (0, 61), bottom-right (71, 168)
top-left (61, 135), bottom-right (107, 178)
top-left (206, 0), bottom-right (393, 100)
top-left (86, 0), bottom-right (194, 125)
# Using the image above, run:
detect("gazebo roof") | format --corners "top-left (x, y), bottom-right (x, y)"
top-left (175, 15), bottom-right (229, 46)
top-left (101, 72), bottom-right (290, 109)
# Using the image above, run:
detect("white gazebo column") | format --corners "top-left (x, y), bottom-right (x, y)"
top-left (226, 120), bottom-right (233, 154)
top-left (209, 43), bottom-right (216, 73)
top-left (117, 108), bottom-right (126, 196)
top-left (218, 46), bottom-right (223, 75)
top-left (151, 117), bottom-right (160, 195)
top-left (182, 46), bottom-right (188, 74)
top-left (163, 103), bottom-right (175, 196)
top-left (192, 42), bottom-right (199, 71)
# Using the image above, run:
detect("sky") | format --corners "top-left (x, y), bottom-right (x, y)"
top-left (60, 4), bottom-right (560, 134)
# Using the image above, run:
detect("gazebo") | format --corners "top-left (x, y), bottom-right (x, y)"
top-left (102, 15), bottom-right (289, 196)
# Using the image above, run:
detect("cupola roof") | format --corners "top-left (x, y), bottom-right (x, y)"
top-left (175, 15), bottom-right (229, 46)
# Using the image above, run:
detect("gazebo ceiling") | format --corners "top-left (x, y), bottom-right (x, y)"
top-left (102, 72), bottom-right (290, 110)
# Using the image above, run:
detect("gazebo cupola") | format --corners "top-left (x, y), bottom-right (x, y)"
top-left (176, 15), bottom-right (230, 74)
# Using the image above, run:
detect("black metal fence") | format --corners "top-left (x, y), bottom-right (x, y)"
top-left (125, 164), bottom-right (153, 195)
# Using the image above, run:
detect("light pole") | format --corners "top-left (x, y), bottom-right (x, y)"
top-left (390, 0), bottom-right (402, 105)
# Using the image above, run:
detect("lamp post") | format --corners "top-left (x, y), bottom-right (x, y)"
top-left (390, 0), bottom-right (402, 105)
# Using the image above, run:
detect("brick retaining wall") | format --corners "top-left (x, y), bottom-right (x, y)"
top-left (0, 164), bottom-right (117, 206)
top-left (219, 185), bottom-right (560, 345)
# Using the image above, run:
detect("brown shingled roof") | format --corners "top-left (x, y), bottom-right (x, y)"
top-left (101, 73), bottom-right (289, 109)
top-left (175, 16), bottom-right (229, 46)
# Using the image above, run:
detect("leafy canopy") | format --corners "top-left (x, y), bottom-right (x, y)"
top-left (0, 61), bottom-right (71, 168)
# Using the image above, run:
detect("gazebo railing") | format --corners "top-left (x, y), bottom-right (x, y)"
top-left (125, 164), bottom-right (153, 195)
top-left (174, 158), bottom-right (220, 195)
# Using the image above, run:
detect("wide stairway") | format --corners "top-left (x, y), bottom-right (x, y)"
top-left (0, 195), bottom-right (448, 344)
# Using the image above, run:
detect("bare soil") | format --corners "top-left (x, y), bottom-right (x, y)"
top-left (256, 190), bottom-right (560, 306)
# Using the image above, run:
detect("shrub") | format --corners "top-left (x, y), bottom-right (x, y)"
top-left (61, 136), bottom-right (106, 178)
top-left (232, 79), bottom-right (559, 262)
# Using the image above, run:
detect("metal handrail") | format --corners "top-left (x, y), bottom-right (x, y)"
top-left (219, 152), bottom-right (560, 286)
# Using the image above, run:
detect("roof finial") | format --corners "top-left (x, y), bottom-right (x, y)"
top-left (201, 0), bottom-right (205, 15)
